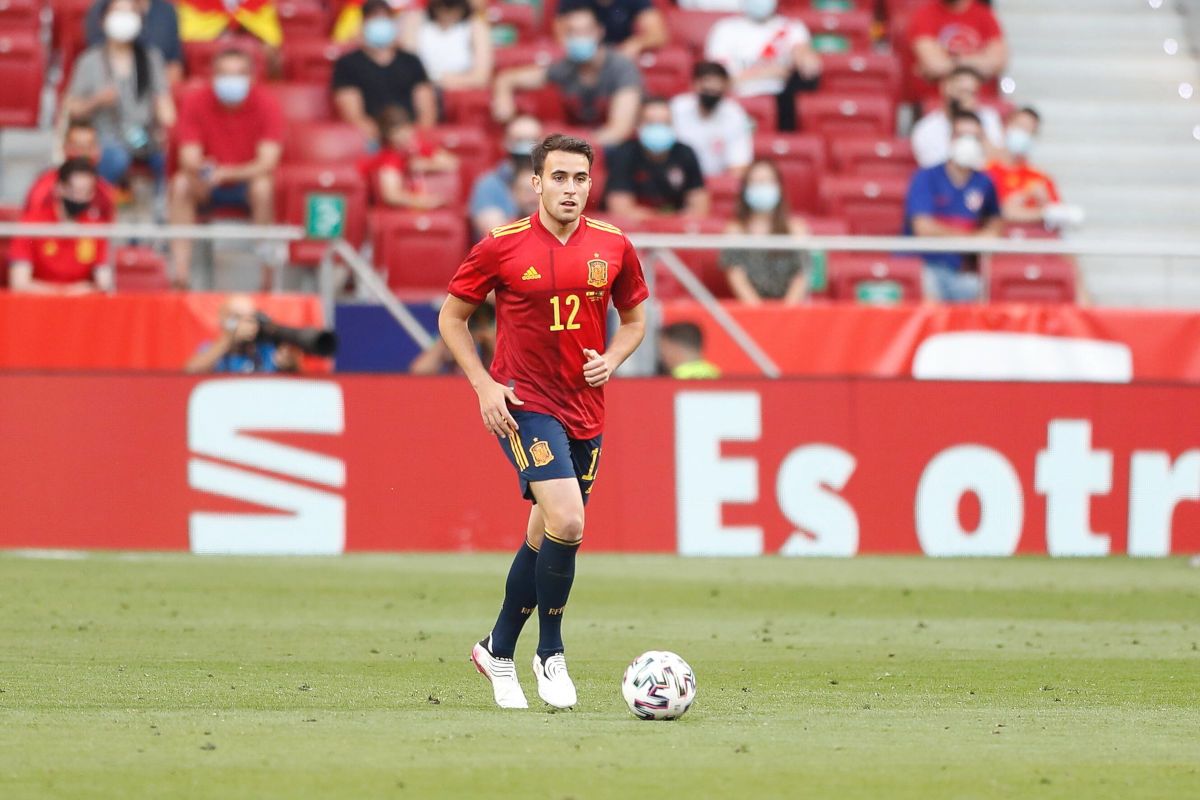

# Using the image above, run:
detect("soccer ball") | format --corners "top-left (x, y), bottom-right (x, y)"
top-left (621, 650), bottom-right (697, 720)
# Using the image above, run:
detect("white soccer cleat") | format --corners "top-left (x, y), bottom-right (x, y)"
top-left (532, 652), bottom-right (577, 709)
top-left (470, 637), bottom-right (528, 709)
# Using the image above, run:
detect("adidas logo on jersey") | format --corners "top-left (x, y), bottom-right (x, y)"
top-left (522, 267), bottom-right (542, 281)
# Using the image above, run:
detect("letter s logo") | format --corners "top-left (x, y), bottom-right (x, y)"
top-left (188, 379), bottom-right (346, 555)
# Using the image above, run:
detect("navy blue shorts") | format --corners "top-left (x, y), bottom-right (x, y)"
top-left (205, 182), bottom-right (250, 211)
top-left (497, 410), bottom-right (603, 505)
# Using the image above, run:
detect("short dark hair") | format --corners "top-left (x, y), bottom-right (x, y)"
top-left (66, 119), bottom-right (96, 135)
top-left (950, 109), bottom-right (983, 129)
top-left (661, 322), bottom-right (704, 351)
top-left (427, 0), bottom-right (469, 21)
top-left (362, 0), bottom-right (393, 18)
top-left (214, 45), bottom-right (252, 65)
top-left (1013, 105), bottom-right (1041, 125)
top-left (692, 61), bottom-right (729, 82)
top-left (375, 104), bottom-right (413, 140)
top-left (531, 133), bottom-right (594, 175)
top-left (57, 157), bottom-right (97, 184)
top-left (946, 65), bottom-right (984, 84)
top-left (555, 4), bottom-right (598, 21)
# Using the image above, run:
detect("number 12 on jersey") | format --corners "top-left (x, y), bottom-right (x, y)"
top-left (549, 294), bottom-right (581, 331)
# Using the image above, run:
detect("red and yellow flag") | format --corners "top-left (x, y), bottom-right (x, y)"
top-left (178, 0), bottom-right (283, 46)
top-left (332, 0), bottom-right (365, 43)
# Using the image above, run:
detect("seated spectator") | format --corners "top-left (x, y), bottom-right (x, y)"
top-left (669, 61), bottom-right (754, 179)
top-left (177, 0), bottom-right (282, 48)
top-left (904, 110), bottom-right (1002, 303)
top-left (469, 114), bottom-right (543, 237)
top-left (401, 0), bottom-right (492, 91)
top-left (658, 322), bottom-right (720, 379)
top-left (168, 47), bottom-right (284, 288)
top-left (704, 0), bottom-right (821, 131)
top-left (333, 0), bottom-right (437, 142)
top-left (9, 160), bottom-right (113, 295)
top-left (987, 106), bottom-right (1061, 225)
top-left (360, 106), bottom-right (458, 209)
top-left (912, 66), bottom-right (1003, 168)
top-left (24, 121), bottom-right (116, 215)
top-left (65, 0), bottom-right (176, 191)
top-left (185, 293), bottom-right (300, 373)
top-left (604, 98), bottom-right (709, 219)
top-left (907, 0), bottom-right (1006, 104)
top-left (492, 6), bottom-right (642, 148)
top-left (556, 0), bottom-right (667, 58)
top-left (410, 300), bottom-right (496, 375)
top-left (720, 158), bottom-right (808, 305)
top-left (85, 0), bottom-right (183, 84)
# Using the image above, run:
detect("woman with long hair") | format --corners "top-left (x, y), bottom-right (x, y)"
top-left (721, 158), bottom-right (810, 304)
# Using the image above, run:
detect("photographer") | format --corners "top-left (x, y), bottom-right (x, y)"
top-left (185, 294), bottom-right (301, 374)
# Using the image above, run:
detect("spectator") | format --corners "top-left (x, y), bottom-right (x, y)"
top-left (911, 66), bottom-right (1003, 168)
top-left (904, 111), bottom-right (1002, 303)
top-left (333, 0), bottom-right (437, 142)
top-left (907, 0), bottom-right (1006, 104)
top-left (468, 114), bottom-right (543, 237)
top-left (658, 322), bottom-right (720, 379)
top-left (65, 0), bottom-right (176, 191)
top-left (492, 6), bottom-right (642, 148)
top-left (410, 300), bottom-right (496, 375)
top-left (720, 158), bottom-right (808, 304)
top-left (669, 61), bottom-right (754, 179)
top-left (704, 0), bottom-right (821, 132)
top-left (185, 293), bottom-right (300, 373)
top-left (987, 106), bottom-right (1061, 225)
top-left (556, 0), bottom-right (667, 58)
top-left (23, 121), bottom-right (116, 215)
top-left (401, 0), bottom-right (493, 91)
top-left (360, 106), bottom-right (458, 209)
top-left (176, 0), bottom-right (282, 48)
top-left (85, 0), bottom-right (183, 84)
top-left (9, 160), bottom-right (113, 296)
top-left (604, 98), bottom-right (709, 219)
top-left (168, 47), bottom-right (284, 288)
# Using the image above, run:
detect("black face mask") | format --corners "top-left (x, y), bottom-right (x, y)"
top-left (697, 92), bottom-right (722, 112)
top-left (62, 198), bottom-right (90, 219)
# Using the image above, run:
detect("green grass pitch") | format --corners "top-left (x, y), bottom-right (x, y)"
top-left (1, 552), bottom-right (1198, 799)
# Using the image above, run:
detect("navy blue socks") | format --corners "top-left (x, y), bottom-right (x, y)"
top-left (488, 540), bottom-right (539, 659)
top-left (535, 530), bottom-right (580, 659)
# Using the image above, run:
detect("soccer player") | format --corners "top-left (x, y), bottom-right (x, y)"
top-left (439, 134), bottom-right (648, 709)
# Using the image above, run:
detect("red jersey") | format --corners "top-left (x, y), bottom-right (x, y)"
top-left (358, 137), bottom-right (437, 204)
top-left (447, 213), bottom-right (649, 439)
top-left (986, 161), bottom-right (1060, 207)
top-left (175, 84), bottom-right (286, 166)
top-left (24, 167), bottom-right (116, 216)
top-left (908, 0), bottom-right (1003, 101)
top-left (9, 203), bottom-right (109, 283)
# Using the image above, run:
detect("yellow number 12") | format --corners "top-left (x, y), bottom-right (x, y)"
top-left (549, 294), bottom-right (581, 331)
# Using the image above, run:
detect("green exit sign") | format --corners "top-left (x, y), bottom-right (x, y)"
top-left (304, 193), bottom-right (346, 240)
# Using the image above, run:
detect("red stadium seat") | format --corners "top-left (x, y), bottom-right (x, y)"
top-left (184, 37), bottom-right (268, 80)
top-left (797, 9), bottom-right (874, 52)
top-left (411, 169), bottom-right (464, 209)
top-left (492, 38), bottom-right (561, 71)
top-left (665, 8), bottom-right (724, 57)
top-left (424, 125), bottom-right (498, 199)
top-left (372, 210), bottom-right (470, 291)
top-left (800, 215), bottom-right (850, 235)
top-left (829, 136), bottom-right (916, 177)
top-left (441, 88), bottom-right (495, 130)
top-left (277, 0), bottom-right (330, 41)
top-left (276, 164), bottom-right (368, 265)
top-left (0, 203), bottom-right (19, 287)
top-left (270, 82), bottom-right (334, 123)
top-left (987, 254), bottom-right (1078, 304)
top-left (284, 122), bottom-right (368, 164)
top-left (282, 38), bottom-right (353, 84)
top-left (514, 85), bottom-right (566, 124)
top-left (486, 2), bottom-right (542, 44)
top-left (705, 172), bottom-right (743, 220)
top-left (0, 33), bottom-right (42, 126)
top-left (638, 46), bottom-right (693, 100)
top-left (817, 53), bottom-right (902, 102)
top-left (638, 215), bottom-right (730, 300)
top-left (113, 246), bottom-right (171, 292)
top-left (739, 95), bottom-right (777, 134)
top-left (0, 0), bottom-right (39, 34)
top-left (797, 94), bottom-right (895, 138)
top-left (752, 132), bottom-right (826, 214)
top-left (819, 175), bottom-right (908, 235)
top-left (827, 254), bottom-right (924, 303)
top-left (51, 0), bottom-right (91, 79)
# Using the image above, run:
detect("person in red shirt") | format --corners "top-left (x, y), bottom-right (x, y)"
top-left (986, 106), bottom-right (1062, 225)
top-left (167, 45), bottom-right (284, 288)
top-left (908, 0), bottom-right (1007, 104)
top-left (23, 120), bottom-right (117, 216)
top-left (358, 105), bottom-right (457, 209)
top-left (440, 133), bottom-right (648, 710)
top-left (9, 159), bottom-right (113, 295)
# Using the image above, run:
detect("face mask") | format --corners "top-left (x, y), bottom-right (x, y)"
top-left (362, 16), bottom-right (397, 49)
top-left (62, 198), bottom-right (90, 219)
top-left (744, 183), bottom-right (781, 212)
top-left (638, 123), bottom-right (675, 154)
top-left (506, 139), bottom-right (537, 158)
top-left (949, 135), bottom-right (985, 170)
top-left (104, 10), bottom-right (142, 43)
top-left (564, 35), bottom-right (598, 63)
top-left (697, 91), bottom-right (722, 112)
top-left (1005, 127), bottom-right (1034, 158)
top-left (213, 74), bottom-right (251, 106)
top-left (743, 0), bottom-right (777, 22)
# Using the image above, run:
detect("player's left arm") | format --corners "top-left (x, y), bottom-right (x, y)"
top-left (583, 303), bottom-right (646, 387)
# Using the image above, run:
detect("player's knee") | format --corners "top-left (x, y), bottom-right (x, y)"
top-left (547, 512), bottom-right (584, 543)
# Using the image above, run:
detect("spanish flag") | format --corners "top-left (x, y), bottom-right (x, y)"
top-left (178, 0), bottom-right (283, 46)
top-left (331, 0), bottom-right (364, 43)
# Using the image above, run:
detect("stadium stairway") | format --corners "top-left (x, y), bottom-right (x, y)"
top-left (999, 0), bottom-right (1200, 306)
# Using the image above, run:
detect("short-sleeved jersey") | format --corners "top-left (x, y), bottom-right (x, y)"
top-left (904, 164), bottom-right (1000, 272)
top-left (447, 213), bottom-right (649, 439)
top-left (10, 203), bottom-right (109, 283)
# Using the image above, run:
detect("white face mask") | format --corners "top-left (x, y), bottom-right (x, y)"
top-left (104, 10), bottom-right (142, 43)
top-left (949, 135), bottom-right (985, 170)
top-left (1005, 127), bottom-right (1034, 158)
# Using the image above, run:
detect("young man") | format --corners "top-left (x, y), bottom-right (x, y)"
top-left (439, 134), bottom-right (648, 709)
top-left (986, 106), bottom-right (1061, 225)
top-left (604, 97), bottom-right (709, 219)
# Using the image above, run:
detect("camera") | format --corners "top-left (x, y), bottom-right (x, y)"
top-left (255, 313), bottom-right (338, 357)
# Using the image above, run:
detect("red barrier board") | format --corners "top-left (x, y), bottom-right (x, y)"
top-left (2, 375), bottom-right (1199, 557)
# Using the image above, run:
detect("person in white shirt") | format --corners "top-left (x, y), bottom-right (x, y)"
top-left (669, 61), bottom-right (754, 179)
top-left (911, 65), bottom-right (1004, 168)
top-left (703, 0), bottom-right (821, 130)
top-left (401, 0), bottom-right (493, 90)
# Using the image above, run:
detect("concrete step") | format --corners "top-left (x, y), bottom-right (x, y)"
top-left (1035, 143), bottom-right (1200, 184)
top-left (1002, 0), bottom-right (1181, 14)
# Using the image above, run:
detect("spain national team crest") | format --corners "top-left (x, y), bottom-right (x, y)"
top-left (529, 439), bottom-right (554, 467)
top-left (587, 258), bottom-right (608, 288)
